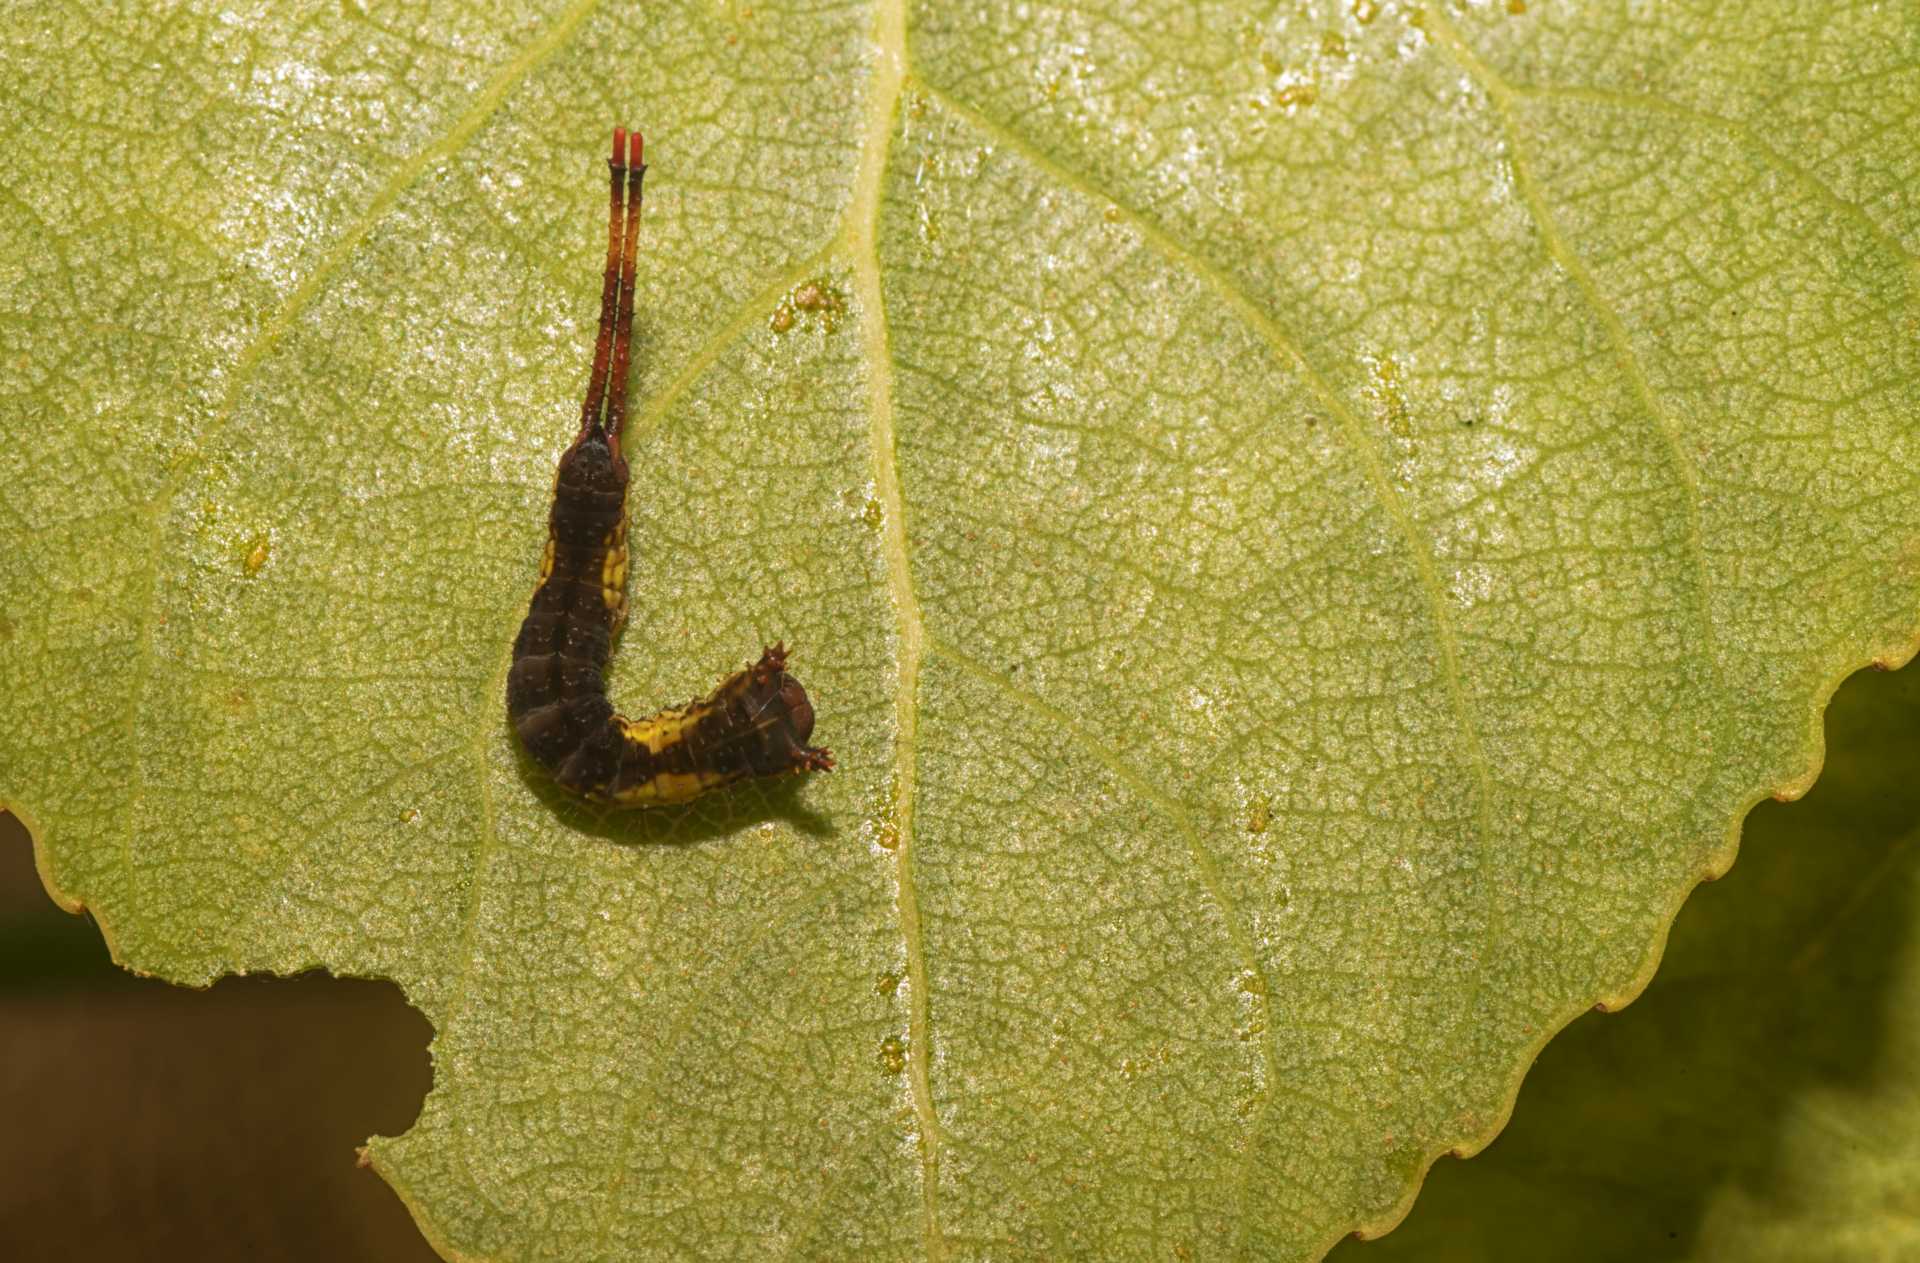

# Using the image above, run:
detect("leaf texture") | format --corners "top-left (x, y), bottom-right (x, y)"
top-left (1, 1), bottom-right (1916, 1258)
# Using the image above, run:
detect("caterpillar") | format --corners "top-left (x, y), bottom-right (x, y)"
top-left (506, 127), bottom-right (833, 806)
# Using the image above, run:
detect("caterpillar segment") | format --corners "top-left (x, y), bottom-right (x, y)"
top-left (506, 128), bottom-right (832, 806)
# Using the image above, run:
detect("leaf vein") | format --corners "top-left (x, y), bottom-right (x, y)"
top-left (909, 79), bottom-right (1500, 1245)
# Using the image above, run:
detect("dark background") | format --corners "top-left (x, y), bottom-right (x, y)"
top-left (0, 810), bottom-right (438, 1260)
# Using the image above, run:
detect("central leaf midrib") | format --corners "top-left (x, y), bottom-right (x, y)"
top-left (848, 0), bottom-right (945, 1257)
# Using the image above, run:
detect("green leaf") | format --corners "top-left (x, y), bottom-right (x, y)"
top-left (2, 1), bottom-right (1916, 1259)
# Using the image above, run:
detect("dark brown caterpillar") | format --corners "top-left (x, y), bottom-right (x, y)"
top-left (506, 128), bottom-right (832, 806)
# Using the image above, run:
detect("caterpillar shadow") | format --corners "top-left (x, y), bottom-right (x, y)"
top-left (510, 741), bottom-right (836, 849)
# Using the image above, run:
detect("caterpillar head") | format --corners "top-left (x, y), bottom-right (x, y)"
top-left (741, 643), bottom-right (833, 774)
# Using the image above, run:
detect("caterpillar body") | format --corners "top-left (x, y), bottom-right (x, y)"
top-left (506, 128), bottom-right (833, 806)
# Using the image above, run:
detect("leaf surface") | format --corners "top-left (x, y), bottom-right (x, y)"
top-left (2, 1), bottom-right (1916, 1258)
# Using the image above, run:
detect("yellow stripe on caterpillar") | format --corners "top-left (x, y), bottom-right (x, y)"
top-left (615, 703), bottom-right (704, 755)
top-left (600, 514), bottom-right (628, 628)
top-left (605, 767), bottom-right (739, 807)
